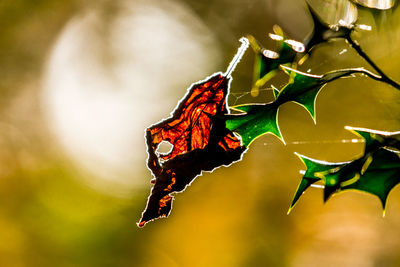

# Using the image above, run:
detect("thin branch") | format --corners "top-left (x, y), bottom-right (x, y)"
top-left (346, 36), bottom-right (400, 90)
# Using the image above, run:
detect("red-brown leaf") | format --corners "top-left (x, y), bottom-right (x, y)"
top-left (139, 73), bottom-right (245, 227)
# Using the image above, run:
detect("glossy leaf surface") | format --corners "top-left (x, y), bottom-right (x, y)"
top-left (226, 67), bottom-right (365, 147)
top-left (351, 0), bottom-right (396, 10)
top-left (304, 2), bottom-right (354, 54)
top-left (291, 127), bottom-right (400, 212)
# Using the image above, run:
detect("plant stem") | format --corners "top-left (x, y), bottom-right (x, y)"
top-left (346, 36), bottom-right (400, 90)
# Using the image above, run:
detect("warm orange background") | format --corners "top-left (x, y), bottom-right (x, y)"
top-left (1, 0), bottom-right (400, 266)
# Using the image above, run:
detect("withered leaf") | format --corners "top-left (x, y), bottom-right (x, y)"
top-left (139, 73), bottom-right (245, 227)
top-left (138, 39), bottom-right (249, 227)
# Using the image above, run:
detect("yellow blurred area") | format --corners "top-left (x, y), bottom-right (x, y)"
top-left (1, 0), bottom-right (400, 266)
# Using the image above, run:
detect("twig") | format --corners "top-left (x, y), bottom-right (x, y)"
top-left (346, 36), bottom-right (400, 90)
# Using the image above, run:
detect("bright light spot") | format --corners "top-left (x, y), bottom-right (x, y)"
top-left (299, 170), bottom-right (306, 175)
top-left (269, 33), bottom-right (284, 41)
top-left (338, 19), bottom-right (350, 27)
top-left (41, 0), bottom-right (221, 196)
top-left (351, 139), bottom-right (360, 143)
top-left (358, 24), bottom-right (372, 31)
top-left (310, 184), bottom-right (324, 189)
top-left (262, 49), bottom-right (279, 59)
top-left (285, 39), bottom-right (305, 53)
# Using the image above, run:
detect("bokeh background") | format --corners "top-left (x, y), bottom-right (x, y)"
top-left (1, 0), bottom-right (400, 266)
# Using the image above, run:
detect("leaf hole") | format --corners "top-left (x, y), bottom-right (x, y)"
top-left (156, 141), bottom-right (173, 155)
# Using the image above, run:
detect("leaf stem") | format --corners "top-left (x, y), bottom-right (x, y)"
top-left (346, 36), bottom-right (400, 90)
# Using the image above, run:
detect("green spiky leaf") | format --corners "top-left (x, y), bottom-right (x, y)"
top-left (227, 68), bottom-right (371, 147)
top-left (290, 153), bottom-right (349, 209)
top-left (279, 67), bottom-right (365, 121)
top-left (341, 149), bottom-right (400, 210)
top-left (298, 153), bottom-right (345, 177)
top-left (321, 127), bottom-right (400, 201)
top-left (290, 127), bottom-right (400, 213)
top-left (289, 153), bottom-right (344, 210)
top-left (288, 177), bottom-right (319, 213)
top-left (277, 69), bottom-right (324, 121)
top-left (345, 126), bottom-right (400, 151)
top-left (226, 103), bottom-right (281, 147)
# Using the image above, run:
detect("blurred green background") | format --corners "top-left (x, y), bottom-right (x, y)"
top-left (1, 0), bottom-right (400, 266)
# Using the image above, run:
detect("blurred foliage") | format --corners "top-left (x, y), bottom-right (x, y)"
top-left (1, 0), bottom-right (400, 266)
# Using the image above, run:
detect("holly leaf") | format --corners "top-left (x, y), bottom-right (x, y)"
top-left (345, 126), bottom-right (400, 152)
top-left (339, 127), bottom-right (400, 210)
top-left (277, 67), bottom-right (326, 121)
top-left (278, 67), bottom-right (379, 121)
top-left (226, 67), bottom-right (368, 147)
top-left (290, 126), bottom-right (400, 212)
top-left (341, 148), bottom-right (400, 211)
top-left (288, 153), bottom-right (345, 212)
top-left (138, 39), bottom-right (249, 227)
top-left (226, 103), bottom-right (281, 147)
